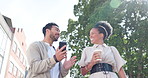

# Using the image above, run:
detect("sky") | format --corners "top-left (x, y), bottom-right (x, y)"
top-left (0, 0), bottom-right (78, 77)
top-left (0, 0), bottom-right (78, 48)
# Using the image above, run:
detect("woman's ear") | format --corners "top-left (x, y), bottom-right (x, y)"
top-left (100, 33), bottom-right (104, 39)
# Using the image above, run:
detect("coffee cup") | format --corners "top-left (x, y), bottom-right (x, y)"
top-left (94, 49), bottom-right (102, 61)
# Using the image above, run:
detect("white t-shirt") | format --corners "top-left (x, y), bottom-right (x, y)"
top-left (45, 42), bottom-right (59, 78)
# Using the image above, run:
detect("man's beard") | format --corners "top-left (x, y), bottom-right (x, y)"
top-left (50, 34), bottom-right (58, 41)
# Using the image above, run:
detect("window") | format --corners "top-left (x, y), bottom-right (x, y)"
top-left (17, 70), bottom-right (21, 78)
top-left (0, 25), bottom-right (3, 45)
top-left (1, 34), bottom-right (7, 50)
top-left (13, 66), bottom-right (17, 76)
top-left (0, 55), bottom-right (3, 73)
top-left (0, 48), bottom-right (3, 58)
top-left (12, 42), bottom-right (17, 52)
top-left (22, 42), bottom-right (24, 46)
top-left (16, 48), bottom-right (21, 57)
top-left (8, 62), bottom-right (14, 73)
top-left (0, 25), bottom-right (9, 74)
top-left (20, 53), bottom-right (24, 63)
top-left (0, 26), bottom-right (8, 56)
top-left (20, 73), bottom-right (24, 78)
top-left (23, 59), bottom-right (26, 65)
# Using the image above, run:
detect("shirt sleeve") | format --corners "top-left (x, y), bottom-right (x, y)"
top-left (111, 46), bottom-right (127, 73)
top-left (26, 42), bottom-right (56, 74)
top-left (78, 48), bottom-right (87, 67)
top-left (60, 62), bottom-right (69, 77)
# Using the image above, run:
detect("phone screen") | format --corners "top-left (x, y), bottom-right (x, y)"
top-left (59, 42), bottom-right (67, 51)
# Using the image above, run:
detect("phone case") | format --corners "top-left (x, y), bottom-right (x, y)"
top-left (59, 42), bottom-right (67, 51)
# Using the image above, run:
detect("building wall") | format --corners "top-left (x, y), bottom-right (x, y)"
top-left (0, 12), bottom-right (27, 78)
top-left (5, 28), bottom-right (27, 78)
top-left (0, 12), bottom-right (12, 78)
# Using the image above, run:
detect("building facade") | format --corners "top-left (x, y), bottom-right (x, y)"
top-left (0, 12), bottom-right (27, 78)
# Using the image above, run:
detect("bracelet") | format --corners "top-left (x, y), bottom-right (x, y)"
top-left (85, 65), bottom-right (90, 71)
top-left (81, 66), bottom-right (85, 68)
top-left (53, 55), bottom-right (59, 62)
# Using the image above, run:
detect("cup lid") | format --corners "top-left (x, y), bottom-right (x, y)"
top-left (93, 49), bottom-right (102, 52)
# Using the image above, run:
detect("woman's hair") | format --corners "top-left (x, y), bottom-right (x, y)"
top-left (94, 21), bottom-right (113, 40)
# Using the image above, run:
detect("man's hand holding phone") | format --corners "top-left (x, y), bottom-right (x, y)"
top-left (54, 42), bottom-right (67, 62)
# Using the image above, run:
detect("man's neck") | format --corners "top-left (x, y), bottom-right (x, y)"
top-left (43, 39), bottom-right (53, 46)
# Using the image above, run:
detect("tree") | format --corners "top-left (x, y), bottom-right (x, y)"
top-left (61, 0), bottom-right (148, 78)
top-left (117, 1), bottom-right (148, 77)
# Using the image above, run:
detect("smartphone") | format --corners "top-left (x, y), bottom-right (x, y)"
top-left (59, 41), bottom-right (67, 51)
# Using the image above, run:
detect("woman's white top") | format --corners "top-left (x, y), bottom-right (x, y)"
top-left (78, 44), bottom-right (126, 78)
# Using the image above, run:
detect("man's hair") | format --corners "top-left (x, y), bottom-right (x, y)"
top-left (42, 23), bottom-right (59, 36)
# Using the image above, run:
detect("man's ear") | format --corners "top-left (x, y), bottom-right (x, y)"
top-left (46, 29), bottom-right (50, 35)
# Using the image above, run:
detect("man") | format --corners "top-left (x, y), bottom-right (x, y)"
top-left (26, 23), bottom-right (77, 78)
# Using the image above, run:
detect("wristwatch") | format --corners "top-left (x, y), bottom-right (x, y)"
top-left (53, 55), bottom-right (59, 62)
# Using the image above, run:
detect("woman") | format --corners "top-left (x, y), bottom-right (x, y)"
top-left (78, 21), bottom-right (127, 78)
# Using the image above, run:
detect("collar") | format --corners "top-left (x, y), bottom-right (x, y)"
top-left (93, 43), bottom-right (108, 48)
top-left (43, 41), bottom-right (52, 47)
